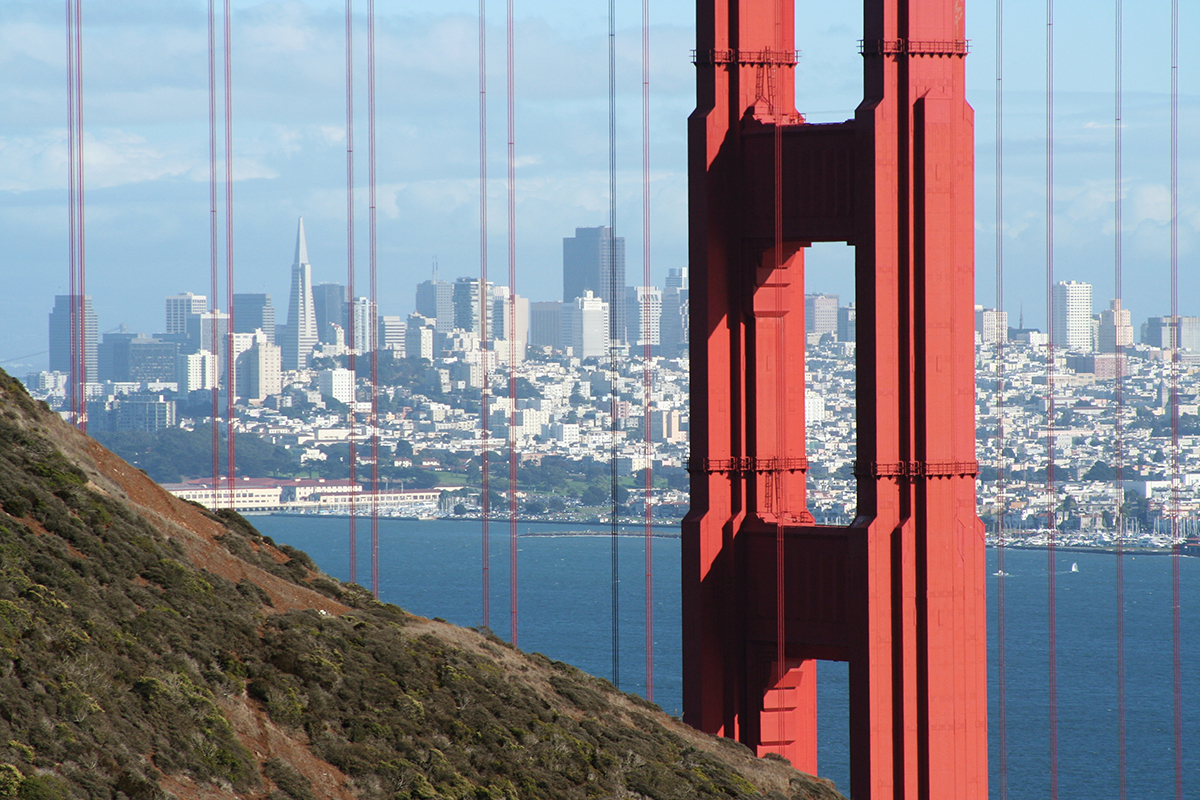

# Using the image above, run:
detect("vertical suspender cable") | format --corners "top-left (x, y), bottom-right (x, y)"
top-left (994, 0), bottom-right (1008, 795)
top-left (223, 0), bottom-right (235, 506)
top-left (71, 0), bottom-right (86, 433)
top-left (771, 4), bottom-right (786, 752)
top-left (367, 0), bottom-right (379, 598)
top-left (479, 0), bottom-right (491, 630)
top-left (1113, 3), bottom-right (1127, 796)
top-left (1170, 1), bottom-right (1183, 796)
top-left (65, 0), bottom-right (84, 431)
top-left (506, 0), bottom-right (518, 647)
top-left (346, 0), bottom-right (358, 584)
top-left (64, 0), bottom-right (76, 428)
top-left (608, 0), bottom-right (621, 690)
top-left (1045, 2), bottom-right (1059, 796)
top-left (64, 0), bottom-right (76, 427)
top-left (74, 0), bottom-right (85, 433)
top-left (640, 0), bottom-right (653, 703)
top-left (208, 0), bottom-right (221, 505)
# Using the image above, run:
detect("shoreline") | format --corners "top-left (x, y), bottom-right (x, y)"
top-left (259, 512), bottom-right (685, 536)
top-left (254, 513), bottom-right (1195, 554)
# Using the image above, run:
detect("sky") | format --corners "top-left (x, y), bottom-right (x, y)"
top-left (2, 0), bottom-right (1199, 373)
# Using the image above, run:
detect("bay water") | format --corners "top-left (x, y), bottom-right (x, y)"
top-left (252, 515), bottom-right (1200, 798)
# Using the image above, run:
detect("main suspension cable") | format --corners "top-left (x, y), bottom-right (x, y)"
top-left (994, 0), bottom-right (1008, 794)
top-left (1045, 2), bottom-right (1059, 795)
top-left (1170, 1), bottom-right (1183, 796)
top-left (478, 0), bottom-right (492, 631)
top-left (368, 0), bottom-right (380, 598)
top-left (506, 0), bottom-right (518, 646)
top-left (345, 0), bottom-right (358, 584)
top-left (607, 0), bottom-right (621, 690)
top-left (208, 0), bottom-right (221, 506)
top-left (223, 0), bottom-right (235, 507)
top-left (1113, 2), bottom-right (1127, 796)
top-left (640, 0), bottom-right (654, 703)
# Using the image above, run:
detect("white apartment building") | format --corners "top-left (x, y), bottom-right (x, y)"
top-left (563, 291), bottom-right (609, 358)
top-left (1097, 298), bottom-right (1134, 353)
top-left (177, 350), bottom-right (218, 393)
top-left (974, 306), bottom-right (1009, 344)
top-left (318, 368), bottom-right (355, 405)
top-left (1051, 280), bottom-right (1093, 351)
top-left (626, 286), bottom-right (663, 347)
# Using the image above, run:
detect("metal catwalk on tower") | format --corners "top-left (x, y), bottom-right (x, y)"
top-left (683, 0), bottom-right (986, 797)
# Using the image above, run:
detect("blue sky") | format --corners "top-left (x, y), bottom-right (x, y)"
top-left (2, 0), bottom-right (1198, 372)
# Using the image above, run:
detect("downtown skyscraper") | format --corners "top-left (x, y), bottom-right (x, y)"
top-left (563, 226), bottom-right (625, 345)
top-left (279, 218), bottom-right (318, 370)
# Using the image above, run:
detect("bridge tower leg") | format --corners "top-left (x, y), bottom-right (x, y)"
top-left (683, 1), bottom-right (987, 798)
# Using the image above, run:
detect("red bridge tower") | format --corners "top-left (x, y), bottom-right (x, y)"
top-left (683, 0), bottom-right (986, 797)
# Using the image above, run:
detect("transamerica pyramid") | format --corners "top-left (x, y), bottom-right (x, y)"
top-left (280, 217), bottom-right (318, 370)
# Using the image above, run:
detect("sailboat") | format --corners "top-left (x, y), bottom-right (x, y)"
top-left (1070, 562), bottom-right (1079, 573)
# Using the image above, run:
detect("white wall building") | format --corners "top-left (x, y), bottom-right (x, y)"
top-left (626, 286), bottom-right (662, 347)
top-left (975, 306), bottom-right (1009, 344)
top-left (318, 368), bottom-right (355, 406)
top-left (562, 290), bottom-right (609, 358)
top-left (165, 292), bottom-right (206, 335)
top-left (177, 350), bottom-right (218, 393)
top-left (1051, 280), bottom-right (1093, 351)
top-left (1097, 298), bottom-right (1134, 353)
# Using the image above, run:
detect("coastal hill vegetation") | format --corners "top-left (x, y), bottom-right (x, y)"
top-left (0, 369), bottom-right (843, 800)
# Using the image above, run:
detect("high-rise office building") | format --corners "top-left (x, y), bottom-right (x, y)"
top-left (1142, 316), bottom-right (1200, 352)
top-left (562, 291), bottom-right (609, 358)
top-left (660, 295), bottom-right (689, 358)
top-left (838, 303), bottom-right (857, 343)
top-left (176, 350), bottom-right (218, 393)
top-left (187, 310), bottom-right (231, 379)
top-left (805, 293), bottom-right (839, 336)
top-left (236, 331), bottom-right (282, 401)
top-left (165, 292), bottom-right (206, 335)
top-left (378, 316), bottom-right (405, 353)
top-left (491, 286), bottom-right (529, 342)
top-left (529, 301), bottom-right (563, 350)
top-left (97, 330), bottom-right (139, 382)
top-left (660, 267), bottom-right (690, 357)
top-left (625, 286), bottom-right (662, 348)
top-left (233, 293), bottom-right (275, 344)
top-left (312, 282), bottom-right (347, 344)
top-left (1051, 281), bottom-right (1093, 351)
top-left (974, 306), bottom-right (1008, 345)
top-left (665, 266), bottom-right (689, 290)
top-left (415, 279), bottom-right (454, 333)
top-left (279, 218), bottom-right (319, 370)
top-left (406, 314), bottom-right (436, 361)
top-left (452, 277), bottom-right (493, 337)
top-left (347, 296), bottom-right (378, 353)
top-left (563, 226), bottom-right (626, 344)
top-left (48, 294), bottom-right (97, 385)
top-left (1096, 299), bottom-right (1133, 353)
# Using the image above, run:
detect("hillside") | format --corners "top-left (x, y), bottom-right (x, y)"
top-left (0, 371), bottom-right (843, 800)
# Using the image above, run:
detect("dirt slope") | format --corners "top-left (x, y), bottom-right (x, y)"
top-left (0, 371), bottom-right (844, 800)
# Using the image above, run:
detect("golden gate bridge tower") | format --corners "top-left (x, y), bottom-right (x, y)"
top-left (683, 0), bottom-right (986, 797)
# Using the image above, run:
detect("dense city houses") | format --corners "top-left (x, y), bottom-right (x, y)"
top-left (26, 221), bottom-right (1200, 544)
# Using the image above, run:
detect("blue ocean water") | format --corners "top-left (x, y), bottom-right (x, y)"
top-left (252, 515), bottom-right (1200, 798)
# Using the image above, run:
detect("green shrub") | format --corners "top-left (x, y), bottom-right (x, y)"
top-left (0, 764), bottom-right (22, 798)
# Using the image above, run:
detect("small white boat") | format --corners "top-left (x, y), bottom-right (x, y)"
top-left (1070, 562), bottom-right (1079, 573)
